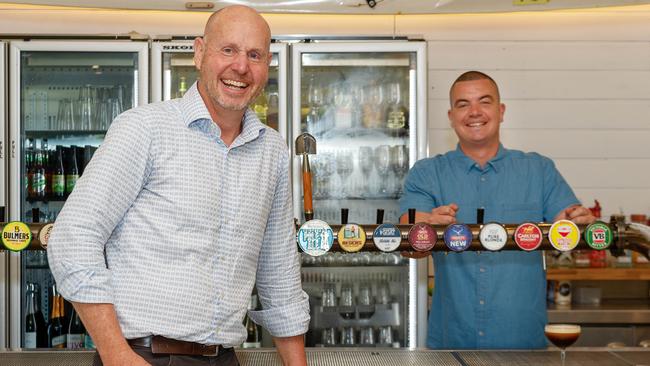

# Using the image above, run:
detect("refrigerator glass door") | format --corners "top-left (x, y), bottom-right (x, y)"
top-left (9, 41), bottom-right (148, 348)
top-left (151, 42), bottom-right (287, 137)
top-left (0, 41), bottom-right (7, 349)
top-left (291, 42), bottom-right (427, 348)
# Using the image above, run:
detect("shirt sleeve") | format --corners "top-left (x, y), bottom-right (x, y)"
top-left (399, 159), bottom-right (438, 217)
top-left (47, 110), bottom-right (153, 304)
top-left (540, 156), bottom-right (580, 221)
top-left (248, 148), bottom-right (310, 338)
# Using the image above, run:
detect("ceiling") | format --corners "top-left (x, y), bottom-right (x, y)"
top-left (2, 0), bottom-right (650, 14)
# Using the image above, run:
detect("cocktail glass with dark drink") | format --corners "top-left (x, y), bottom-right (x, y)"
top-left (545, 324), bottom-right (581, 366)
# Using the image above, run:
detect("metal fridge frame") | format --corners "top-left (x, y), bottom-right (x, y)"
top-left (289, 41), bottom-right (428, 348)
top-left (0, 41), bottom-right (7, 349)
top-left (7, 40), bottom-right (149, 349)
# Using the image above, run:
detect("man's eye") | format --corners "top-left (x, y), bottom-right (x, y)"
top-left (249, 52), bottom-right (262, 61)
top-left (222, 48), bottom-right (234, 55)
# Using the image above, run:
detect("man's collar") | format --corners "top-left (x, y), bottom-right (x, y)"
top-left (180, 82), bottom-right (266, 146)
top-left (452, 144), bottom-right (508, 173)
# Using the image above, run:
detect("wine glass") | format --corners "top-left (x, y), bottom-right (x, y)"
top-left (545, 324), bottom-right (581, 366)
top-left (390, 145), bottom-right (409, 197)
top-left (357, 146), bottom-right (375, 197)
top-left (335, 150), bottom-right (354, 198)
top-left (374, 145), bottom-right (391, 196)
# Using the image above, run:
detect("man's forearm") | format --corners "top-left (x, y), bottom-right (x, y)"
top-left (72, 302), bottom-right (145, 366)
top-left (273, 334), bottom-right (307, 366)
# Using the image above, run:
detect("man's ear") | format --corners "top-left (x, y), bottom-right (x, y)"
top-left (193, 37), bottom-right (205, 71)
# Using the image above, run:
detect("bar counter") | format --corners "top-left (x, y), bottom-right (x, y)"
top-left (1, 348), bottom-right (649, 365)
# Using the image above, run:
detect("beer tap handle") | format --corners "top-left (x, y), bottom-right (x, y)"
top-left (341, 208), bottom-right (349, 225)
top-left (302, 154), bottom-right (314, 221)
top-left (376, 209), bottom-right (384, 225)
top-left (408, 208), bottom-right (415, 225)
top-left (477, 208), bottom-right (485, 225)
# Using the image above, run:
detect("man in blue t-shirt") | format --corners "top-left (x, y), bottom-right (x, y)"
top-left (399, 71), bottom-right (595, 349)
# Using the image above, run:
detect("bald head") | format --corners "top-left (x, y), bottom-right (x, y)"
top-left (203, 5), bottom-right (271, 47)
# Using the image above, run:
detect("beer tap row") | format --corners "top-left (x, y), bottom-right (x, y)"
top-left (296, 209), bottom-right (650, 260)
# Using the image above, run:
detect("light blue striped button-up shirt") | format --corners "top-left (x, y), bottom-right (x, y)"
top-left (48, 83), bottom-right (310, 347)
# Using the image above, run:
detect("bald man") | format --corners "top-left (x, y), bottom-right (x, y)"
top-left (48, 6), bottom-right (309, 366)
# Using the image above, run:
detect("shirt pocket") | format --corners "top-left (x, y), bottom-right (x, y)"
top-left (500, 202), bottom-right (543, 223)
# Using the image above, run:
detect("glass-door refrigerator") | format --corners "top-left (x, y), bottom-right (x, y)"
top-left (291, 41), bottom-right (428, 348)
top-left (151, 41), bottom-right (288, 137)
top-left (8, 40), bottom-right (148, 349)
top-left (0, 41), bottom-right (7, 349)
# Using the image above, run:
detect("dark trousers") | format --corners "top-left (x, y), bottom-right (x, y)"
top-left (93, 345), bottom-right (240, 366)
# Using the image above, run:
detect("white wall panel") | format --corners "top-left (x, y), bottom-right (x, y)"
top-left (427, 129), bottom-right (650, 159)
top-left (427, 41), bottom-right (650, 71)
top-left (556, 159), bottom-right (650, 189)
top-left (429, 70), bottom-right (650, 100)
top-left (573, 188), bottom-right (650, 218)
top-left (428, 99), bottom-right (650, 130)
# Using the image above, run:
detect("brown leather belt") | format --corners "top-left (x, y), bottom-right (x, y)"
top-left (127, 336), bottom-right (223, 356)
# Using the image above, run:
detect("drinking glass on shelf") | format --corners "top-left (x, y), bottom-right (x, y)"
top-left (56, 98), bottom-right (75, 131)
top-left (339, 282), bottom-right (355, 320)
top-left (322, 328), bottom-right (337, 346)
top-left (378, 325), bottom-right (393, 345)
top-left (335, 150), bottom-right (354, 198)
top-left (78, 85), bottom-right (94, 130)
top-left (341, 327), bottom-right (355, 346)
top-left (377, 280), bottom-right (391, 305)
top-left (545, 324), bottom-right (581, 366)
top-left (374, 145), bottom-right (391, 197)
top-left (390, 145), bottom-right (409, 197)
top-left (357, 146), bottom-right (375, 198)
top-left (321, 283), bottom-right (337, 308)
top-left (359, 327), bottom-right (375, 346)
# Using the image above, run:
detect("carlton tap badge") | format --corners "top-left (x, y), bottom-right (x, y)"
top-left (338, 224), bottom-right (366, 253)
top-left (444, 224), bottom-right (472, 252)
top-left (373, 223), bottom-right (402, 252)
top-left (2, 221), bottom-right (32, 252)
top-left (479, 223), bottom-right (508, 251)
top-left (585, 221), bottom-right (612, 250)
top-left (297, 220), bottom-right (334, 257)
top-left (514, 223), bottom-right (543, 251)
top-left (408, 223), bottom-right (436, 252)
top-left (549, 220), bottom-right (580, 251)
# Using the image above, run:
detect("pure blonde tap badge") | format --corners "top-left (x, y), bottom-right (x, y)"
top-left (2, 221), bottom-right (32, 252)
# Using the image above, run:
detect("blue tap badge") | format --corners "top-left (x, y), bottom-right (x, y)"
top-left (297, 219), bottom-right (334, 257)
top-left (443, 224), bottom-right (472, 252)
top-left (373, 223), bottom-right (402, 252)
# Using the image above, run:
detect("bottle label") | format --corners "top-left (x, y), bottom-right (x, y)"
top-left (52, 334), bottom-right (66, 348)
top-left (549, 220), bottom-right (580, 252)
top-left (25, 332), bottom-right (37, 348)
top-left (297, 220), bottom-right (334, 257)
top-left (479, 223), bottom-right (508, 251)
top-left (338, 223), bottom-right (366, 253)
top-left (66, 175), bottom-right (79, 193)
top-left (373, 223), bottom-right (402, 252)
top-left (514, 223), bottom-right (543, 251)
top-left (33, 172), bottom-right (46, 194)
top-left (584, 221), bottom-right (612, 250)
top-left (408, 223), bottom-right (436, 252)
top-left (1, 221), bottom-right (32, 252)
top-left (84, 334), bottom-right (96, 349)
top-left (444, 224), bottom-right (473, 252)
top-left (67, 334), bottom-right (84, 349)
top-left (386, 110), bottom-right (405, 129)
top-left (52, 175), bottom-right (65, 195)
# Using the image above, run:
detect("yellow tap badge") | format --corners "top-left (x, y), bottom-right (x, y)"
top-left (338, 224), bottom-right (366, 253)
top-left (2, 221), bottom-right (32, 252)
top-left (548, 219), bottom-right (580, 252)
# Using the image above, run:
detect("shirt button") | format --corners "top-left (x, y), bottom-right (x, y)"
top-left (479, 331), bottom-right (484, 336)
top-left (480, 177), bottom-right (486, 182)
top-left (479, 299), bottom-right (485, 305)
top-left (480, 267), bottom-right (486, 273)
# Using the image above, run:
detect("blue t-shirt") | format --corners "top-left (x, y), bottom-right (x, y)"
top-left (399, 145), bottom-right (579, 349)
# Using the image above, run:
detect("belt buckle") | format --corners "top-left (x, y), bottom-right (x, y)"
top-left (202, 345), bottom-right (220, 356)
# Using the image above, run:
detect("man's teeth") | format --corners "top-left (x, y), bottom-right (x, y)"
top-left (222, 79), bottom-right (248, 88)
top-left (468, 122), bottom-right (485, 127)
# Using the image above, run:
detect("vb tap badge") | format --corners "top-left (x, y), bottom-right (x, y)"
top-left (584, 221), bottom-right (612, 250)
top-left (297, 220), bottom-right (334, 257)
